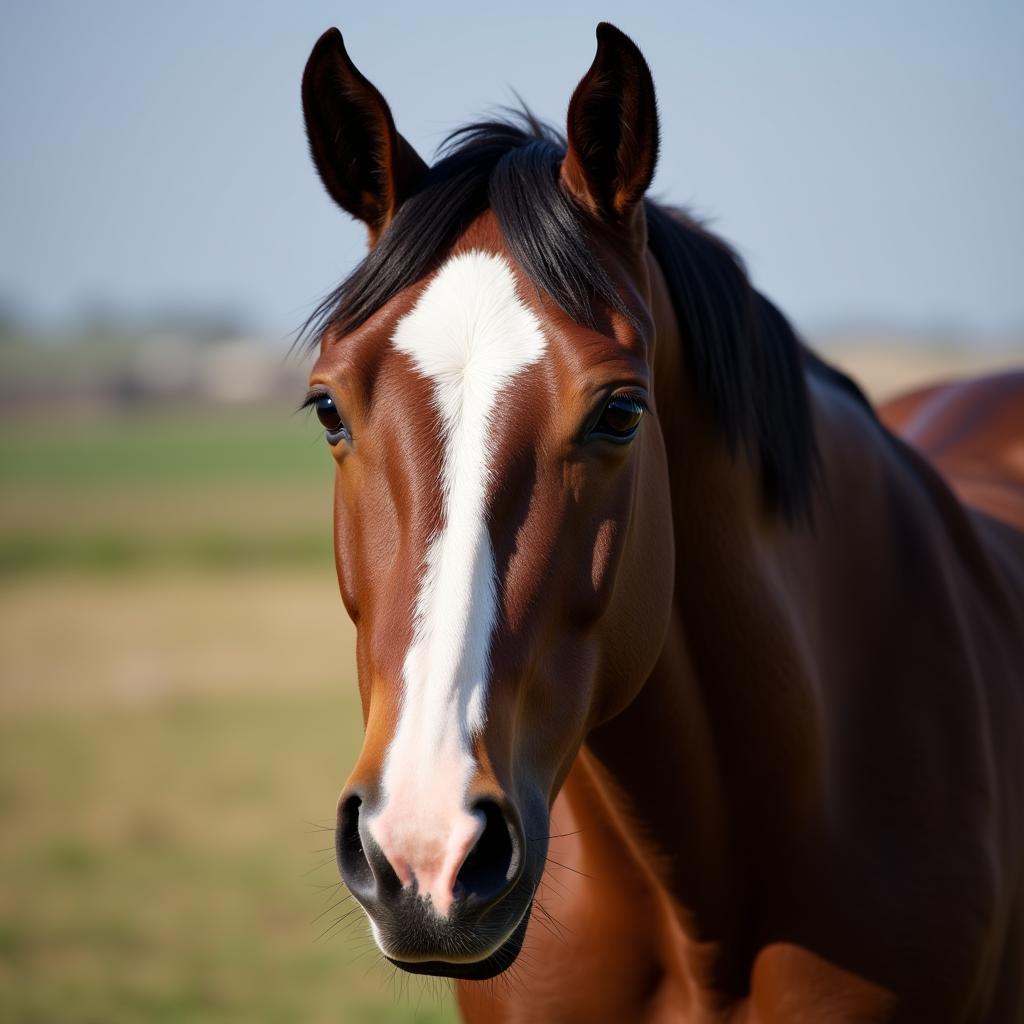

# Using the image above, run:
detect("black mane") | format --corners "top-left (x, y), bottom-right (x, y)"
top-left (303, 112), bottom-right (818, 522)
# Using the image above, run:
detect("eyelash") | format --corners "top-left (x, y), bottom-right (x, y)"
top-left (614, 391), bottom-right (649, 413)
top-left (299, 390), bottom-right (327, 412)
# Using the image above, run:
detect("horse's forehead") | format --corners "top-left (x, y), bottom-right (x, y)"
top-left (313, 221), bottom-right (646, 467)
top-left (317, 210), bottom-right (638, 395)
top-left (317, 218), bottom-right (532, 373)
top-left (393, 249), bottom-right (546, 383)
top-left (362, 251), bottom-right (558, 421)
top-left (330, 245), bottom-right (559, 514)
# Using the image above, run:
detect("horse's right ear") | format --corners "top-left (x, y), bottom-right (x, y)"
top-left (302, 28), bottom-right (427, 244)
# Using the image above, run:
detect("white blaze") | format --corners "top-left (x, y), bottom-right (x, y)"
top-left (368, 250), bottom-right (546, 917)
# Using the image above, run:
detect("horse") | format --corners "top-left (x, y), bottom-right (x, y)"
top-left (299, 22), bottom-right (1024, 1022)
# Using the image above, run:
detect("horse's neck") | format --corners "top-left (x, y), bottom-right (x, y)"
top-left (583, 273), bottom-right (987, 979)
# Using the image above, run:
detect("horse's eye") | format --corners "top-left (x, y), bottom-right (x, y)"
top-left (311, 394), bottom-right (348, 443)
top-left (590, 394), bottom-right (645, 442)
top-left (315, 394), bottom-right (342, 431)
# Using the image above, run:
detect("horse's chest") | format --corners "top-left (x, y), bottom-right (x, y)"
top-left (458, 801), bottom-right (695, 1022)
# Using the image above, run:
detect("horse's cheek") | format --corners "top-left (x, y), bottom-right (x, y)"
top-left (591, 433), bottom-right (675, 723)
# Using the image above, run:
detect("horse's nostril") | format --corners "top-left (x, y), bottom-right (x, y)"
top-left (457, 799), bottom-right (519, 905)
top-left (337, 793), bottom-right (376, 899)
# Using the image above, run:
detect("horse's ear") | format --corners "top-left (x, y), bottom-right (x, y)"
top-left (561, 23), bottom-right (659, 224)
top-left (302, 28), bottom-right (427, 243)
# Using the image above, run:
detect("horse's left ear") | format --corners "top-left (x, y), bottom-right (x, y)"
top-left (561, 23), bottom-right (659, 225)
top-left (302, 28), bottom-right (428, 244)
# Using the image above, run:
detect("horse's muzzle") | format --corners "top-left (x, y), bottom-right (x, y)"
top-left (336, 788), bottom-right (541, 976)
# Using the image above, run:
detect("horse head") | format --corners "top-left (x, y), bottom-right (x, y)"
top-left (302, 23), bottom-right (675, 978)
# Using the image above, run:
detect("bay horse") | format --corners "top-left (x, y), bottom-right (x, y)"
top-left (300, 22), bottom-right (1024, 1022)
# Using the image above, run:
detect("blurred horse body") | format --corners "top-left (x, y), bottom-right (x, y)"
top-left (299, 22), bottom-right (1024, 1022)
top-left (880, 372), bottom-right (1024, 532)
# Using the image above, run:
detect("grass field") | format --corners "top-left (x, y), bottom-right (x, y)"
top-left (0, 405), bottom-right (459, 1022)
top-left (0, 406), bottom-right (334, 574)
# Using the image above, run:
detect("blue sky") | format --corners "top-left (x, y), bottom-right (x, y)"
top-left (2, 1), bottom-right (1022, 338)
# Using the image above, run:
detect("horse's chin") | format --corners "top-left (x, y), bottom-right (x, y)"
top-left (385, 906), bottom-right (531, 981)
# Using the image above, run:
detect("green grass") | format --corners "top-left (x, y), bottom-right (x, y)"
top-left (0, 406), bottom-right (335, 574)
top-left (0, 405), bottom-right (328, 484)
top-left (0, 531), bottom-right (331, 574)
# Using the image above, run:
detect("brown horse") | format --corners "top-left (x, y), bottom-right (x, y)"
top-left (300, 22), bottom-right (1024, 1022)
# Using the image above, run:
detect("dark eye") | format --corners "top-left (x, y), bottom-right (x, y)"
top-left (308, 393), bottom-right (349, 444)
top-left (589, 393), bottom-right (645, 443)
top-left (314, 394), bottom-right (342, 431)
